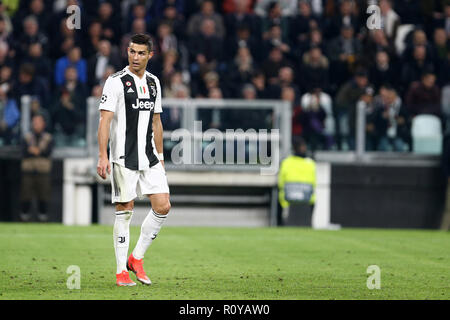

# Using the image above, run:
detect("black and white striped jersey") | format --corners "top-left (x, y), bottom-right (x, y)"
top-left (99, 66), bottom-right (162, 171)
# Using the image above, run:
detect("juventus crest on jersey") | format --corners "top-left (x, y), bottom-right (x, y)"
top-left (99, 66), bottom-right (163, 171)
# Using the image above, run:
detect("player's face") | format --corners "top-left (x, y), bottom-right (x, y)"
top-left (127, 43), bottom-right (153, 74)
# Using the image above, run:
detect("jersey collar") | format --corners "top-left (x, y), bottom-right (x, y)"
top-left (125, 66), bottom-right (147, 81)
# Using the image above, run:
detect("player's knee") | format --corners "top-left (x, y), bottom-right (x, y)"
top-left (154, 201), bottom-right (171, 215)
top-left (116, 200), bottom-right (134, 212)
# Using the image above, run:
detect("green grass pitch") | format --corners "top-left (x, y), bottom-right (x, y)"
top-left (0, 223), bottom-right (449, 300)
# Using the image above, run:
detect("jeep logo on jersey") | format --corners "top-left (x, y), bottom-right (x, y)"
top-left (131, 98), bottom-right (155, 111)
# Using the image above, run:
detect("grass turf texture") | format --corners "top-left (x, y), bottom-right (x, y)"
top-left (0, 223), bottom-right (449, 300)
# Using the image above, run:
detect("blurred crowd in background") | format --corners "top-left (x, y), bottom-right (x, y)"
top-left (0, 0), bottom-right (448, 152)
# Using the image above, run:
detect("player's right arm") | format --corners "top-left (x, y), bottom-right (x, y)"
top-left (97, 76), bottom-right (118, 179)
top-left (97, 110), bottom-right (114, 179)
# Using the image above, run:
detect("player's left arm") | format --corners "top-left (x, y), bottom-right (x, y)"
top-left (153, 113), bottom-right (164, 168)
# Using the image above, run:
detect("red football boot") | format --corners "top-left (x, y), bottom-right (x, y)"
top-left (127, 254), bottom-right (151, 285)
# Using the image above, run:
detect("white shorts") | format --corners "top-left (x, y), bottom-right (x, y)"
top-left (110, 161), bottom-right (170, 203)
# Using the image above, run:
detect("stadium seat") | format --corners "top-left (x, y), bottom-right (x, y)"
top-left (395, 24), bottom-right (415, 56)
top-left (411, 114), bottom-right (443, 154)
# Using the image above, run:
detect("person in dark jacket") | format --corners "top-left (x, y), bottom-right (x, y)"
top-left (334, 68), bottom-right (371, 149)
top-left (20, 113), bottom-right (53, 222)
top-left (405, 70), bottom-right (441, 118)
top-left (372, 85), bottom-right (410, 151)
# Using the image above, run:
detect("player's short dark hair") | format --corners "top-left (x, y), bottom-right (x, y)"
top-left (130, 33), bottom-right (153, 52)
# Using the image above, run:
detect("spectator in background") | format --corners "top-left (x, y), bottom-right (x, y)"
top-left (225, 46), bottom-right (255, 96)
top-left (363, 29), bottom-right (396, 66)
top-left (0, 88), bottom-right (19, 145)
top-left (47, 0), bottom-right (82, 42)
top-left (149, 4), bottom-right (185, 41)
top-left (308, 0), bottom-right (325, 17)
top-left (13, 63), bottom-right (49, 107)
top-left (163, 71), bottom-right (185, 97)
top-left (241, 83), bottom-right (257, 100)
top-left (299, 45), bottom-right (329, 93)
top-left (260, 2), bottom-right (290, 42)
top-left (400, 45), bottom-right (435, 94)
top-left (223, 82), bottom-right (269, 130)
top-left (160, 49), bottom-right (180, 89)
top-left (126, 3), bottom-right (151, 34)
top-left (0, 41), bottom-right (13, 69)
top-left (194, 70), bottom-right (223, 98)
top-left (327, 25), bottom-right (362, 89)
top-left (156, 22), bottom-right (178, 56)
top-left (161, 83), bottom-right (188, 131)
top-left (224, 0), bottom-right (258, 37)
top-left (262, 23), bottom-right (291, 59)
top-left (83, 20), bottom-right (103, 61)
top-left (433, 1), bottom-right (450, 36)
top-left (360, 86), bottom-right (379, 150)
top-left (50, 18), bottom-right (83, 61)
top-left (325, 0), bottom-right (360, 39)
top-left (0, 64), bottom-right (12, 92)
top-left (372, 85), bottom-right (410, 151)
top-left (402, 29), bottom-right (433, 63)
top-left (23, 42), bottom-right (51, 82)
top-left (13, 0), bottom-right (49, 36)
top-left (0, 16), bottom-right (13, 51)
top-left (295, 27), bottom-right (326, 58)
top-left (251, 69), bottom-right (273, 99)
top-left (301, 87), bottom-right (335, 150)
top-left (20, 113), bottom-right (53, 222)
top-left (189, 18), bottom-right (224, 79)
top-left (369, 50), bottom-right (398, 91)
top-left (262, 45), bottom-right (292, 85)
top-left (87, 39), bottom-right (120, 89)
top-left (54, 46), bottom-right (87, 86)
top-left (51, 66), bottom-right (87, 146)
top-left (254, 0), bottom-right (298, 17)
top-left (335, 69), bottom-right (371, 150)
top-left (431, 27), bottom-right (449, 85)
top-left (0, 2), bottom-right (12, 36)
top-left (97, 1), bottom-right (122, 45)
top-left (289, 0), bottom-right (320, 49)
top-left (298, 87), bottom-right (329, 152)
top-left (203, 86), bottom-right (224, 129)
top-left (290, 87), bottom-right (304, 137)
top-left (29, 96), bottom-right (51, 129)
top-left (187, 0), bottom-right (225, 39)
top-left (379, 0), bottom-right (400, 42)
top-left (225, 23), bottom-right (262, 63)
top-left (16, 15), bottom-right (48, 61)
top-left (276, 66), bottom-right (300, 101)
top-left (150, 0), bottom-right (185, 22)
top-left (405, 70), bottom-right (442, 118)
top-left (432, 28), bottom-right (449, 63)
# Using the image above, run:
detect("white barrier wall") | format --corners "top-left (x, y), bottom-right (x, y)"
top-left (62, 158), bottom-right (334, 228)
